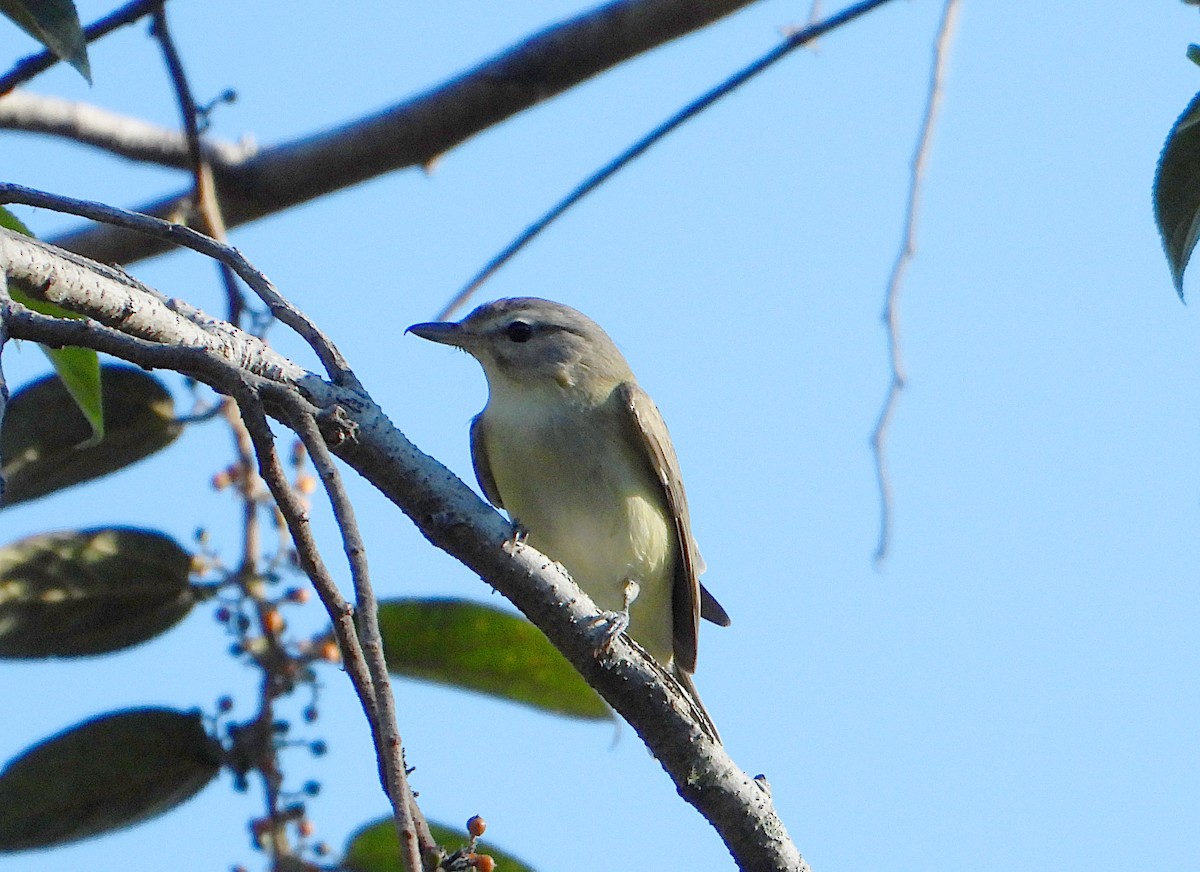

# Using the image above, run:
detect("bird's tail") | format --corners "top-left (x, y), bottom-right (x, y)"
top-left (673, 666), bottom-right (721, 744)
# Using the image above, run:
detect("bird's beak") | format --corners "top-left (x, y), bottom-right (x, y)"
top-left (406, 320), bottom-right (471, 348)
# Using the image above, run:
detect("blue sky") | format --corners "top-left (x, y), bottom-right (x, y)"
top-left (2, 2), bottom-right (1198, 870)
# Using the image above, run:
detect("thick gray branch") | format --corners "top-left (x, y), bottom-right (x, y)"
top-left (36, 0), bottom-right (758, 266)
top-left (0, 229), bottom-right (806, 872)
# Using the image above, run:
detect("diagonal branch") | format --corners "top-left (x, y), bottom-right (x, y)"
top-left (0, 280), bottom-right (427, 867)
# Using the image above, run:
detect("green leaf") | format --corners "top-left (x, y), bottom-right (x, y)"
top-left (44, 344), bottom-right (104, 439)
top-left (0, 205), bottom-right (105, 438)
top-left (0, 365), bottom-right (181, 507)
top-left (0, 527), bottom-right (198, 658)
top-left (0, 707), bottom-right (221, 852)
top-left (0, 205), bottom-right (32, 236)
top-left (1153, 89), bottom-right (1200, 300)
top-left (0, 0), bottom-right (90, 81)
top-left (377, 597), bottom-right (610, 720)
top-left (343, 818), bottom-right (535, 872)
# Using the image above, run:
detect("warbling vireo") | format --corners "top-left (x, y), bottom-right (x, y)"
top-left (408, 298), bottom-right (730, 737)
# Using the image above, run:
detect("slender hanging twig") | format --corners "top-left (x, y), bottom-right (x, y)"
top-left (871, 0), bottom-right (961, 564)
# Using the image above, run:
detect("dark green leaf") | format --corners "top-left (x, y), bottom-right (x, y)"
top-left (0, 206), bottom-right (105, 435)
top-left (377, 598), bottom-right (610, 720)
top-left (343, 818), bottom-right (535, 872)
top-left (0, 527), bottom-right (198, 658)
top-left (0, 365), bottom-right (181, 507)
top-left (0, 707), bottom-right (221, 851)
top-left (0, 0), bottom-right (90, 81)
top-left (1154, 89), bottom-right (1200, 300)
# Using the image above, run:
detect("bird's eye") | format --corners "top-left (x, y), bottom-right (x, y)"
top-left (505, 320), bottom-right (533, 343)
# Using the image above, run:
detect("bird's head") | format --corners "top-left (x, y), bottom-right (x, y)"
top-left (408, 298), bottom-right (633, 398)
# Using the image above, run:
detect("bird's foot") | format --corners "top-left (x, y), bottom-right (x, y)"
top-left (591, 579), bottom-right (640, 656)
top-left (505, 518), bottom-right (530, 547)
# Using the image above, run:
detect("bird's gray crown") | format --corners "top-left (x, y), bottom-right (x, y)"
top-left (458, 298), bottom-right (633, 391)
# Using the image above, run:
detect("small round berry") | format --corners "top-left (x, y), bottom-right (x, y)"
top-left (262, 610), bottom-right (285, 634)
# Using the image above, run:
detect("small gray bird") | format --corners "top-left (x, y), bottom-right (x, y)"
top-left (408, 298), bottom-right (730, 737)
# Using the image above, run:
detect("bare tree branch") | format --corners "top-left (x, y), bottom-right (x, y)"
top-left (0, 90), bottom-right (254, 168)
top-left (871, 0), bottom-right (960, 564)
top-left (39, 0), bottom-right (763, 267)
top-left (0, 228), bottom-right (808, 871)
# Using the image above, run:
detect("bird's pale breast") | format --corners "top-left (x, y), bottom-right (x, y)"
top-left (480, 386), bottom-right (676, 664)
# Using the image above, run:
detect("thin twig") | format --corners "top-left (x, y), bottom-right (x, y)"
top-left (0, 182), bottom-right (354, 387)
top-left (231, 384), bottom-right (383, 724)
top-left (0, 0), bottom-right (166, 96)
top-left (149, 6), bottom-right (201, 174)
top-left (230, 390), bottom-right (383, 862)
top-left (280, 394), bottom-right (434, 867)
top-left (437, 0), bottom-right (901, 320)
top-left (148, 4), bottom-right (245, 325)
top-left (871, 0), bottom-right (960, 565)
top-left (225, 397), bottom-right (295, 860)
